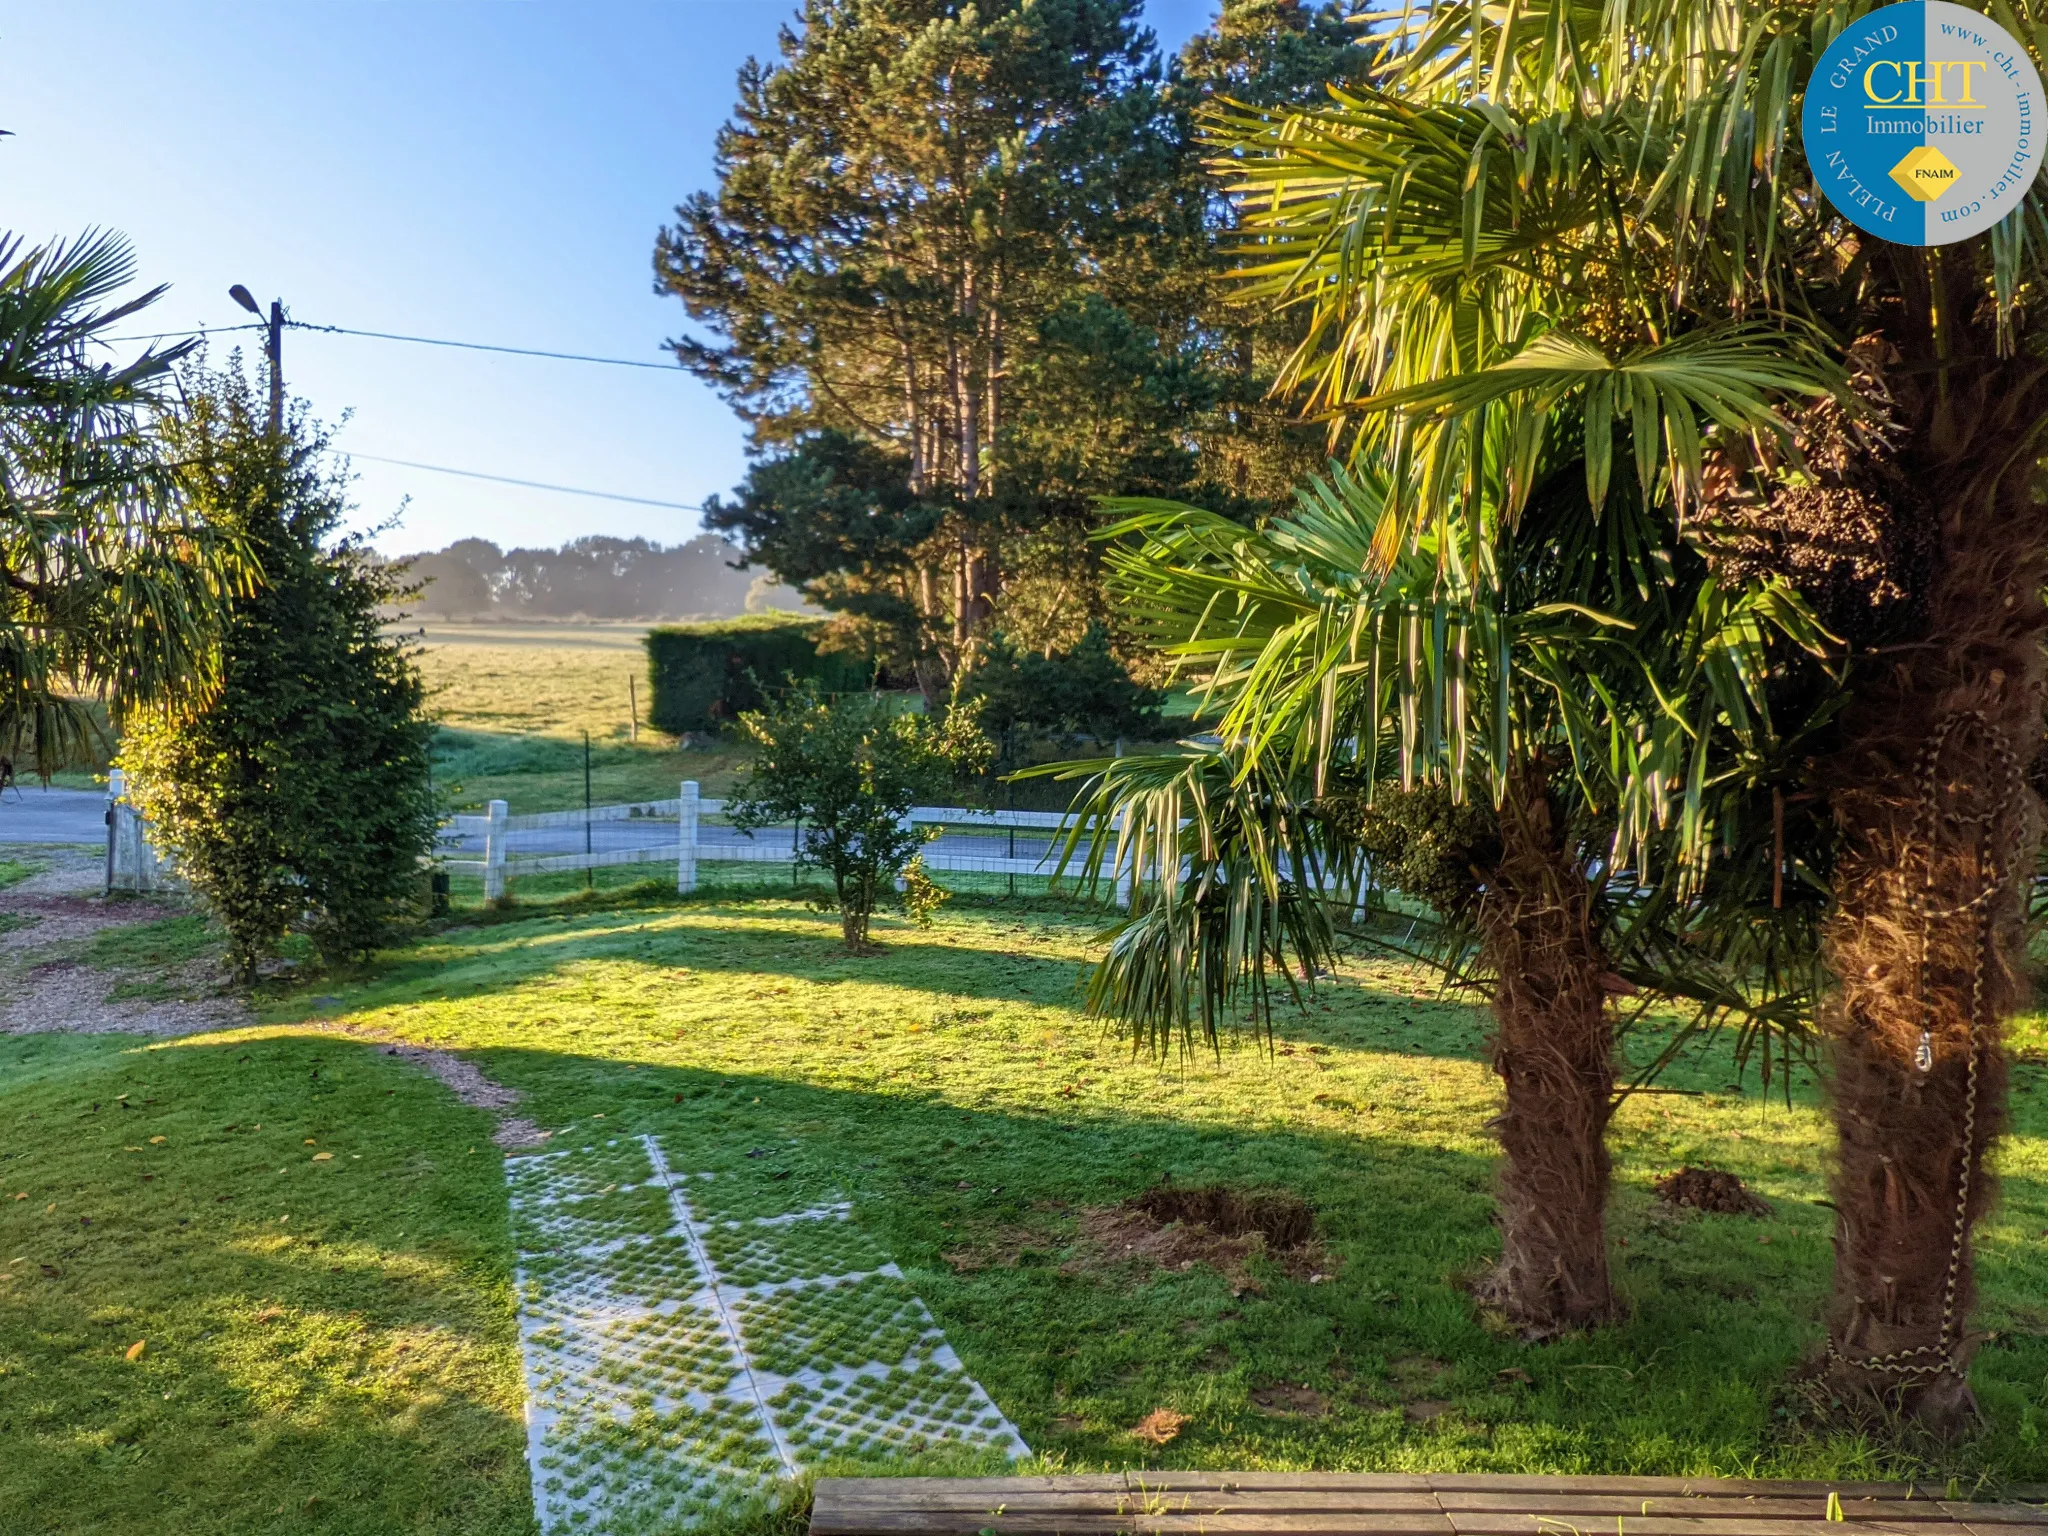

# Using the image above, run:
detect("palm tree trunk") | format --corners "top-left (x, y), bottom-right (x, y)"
top-left (1471, 757), bottom-right (1619, 1335)
top-left (1817, 468), bottom-right (2046, 1430)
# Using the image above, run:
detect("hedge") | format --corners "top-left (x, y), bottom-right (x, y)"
top-left (644, 615), bottom-right (874, 735)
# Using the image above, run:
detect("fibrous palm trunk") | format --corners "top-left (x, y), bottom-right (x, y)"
top-left (1471, 759), bottom-right (1619, 1335)
top-left (1818, 448), bottom-right (2046, 1430)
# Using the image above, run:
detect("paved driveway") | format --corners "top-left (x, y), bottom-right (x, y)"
top-left (0, 786), bottom-right (106, 845)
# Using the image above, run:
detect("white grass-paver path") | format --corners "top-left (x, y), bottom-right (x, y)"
top-left (507, 1133), bottom-right (1027, 1534)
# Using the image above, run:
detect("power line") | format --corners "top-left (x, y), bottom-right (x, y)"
top-left (289, 320), bottom-right (680, 371)
top-left (104, 323), bottom-right (266, 343)
top-left (348, 452), bottom-right (707, 512)
top-left (107, 319), bottom-right (680, 372)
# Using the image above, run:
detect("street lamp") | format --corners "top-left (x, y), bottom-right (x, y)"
top-left (229, 283), bottom-right (284, 435)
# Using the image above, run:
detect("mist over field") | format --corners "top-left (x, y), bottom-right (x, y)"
top-left (390, 533), bottom-right (811, 621)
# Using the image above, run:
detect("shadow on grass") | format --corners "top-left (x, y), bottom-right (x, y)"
top-left (350, 893), bottom-right (1521, 1072)
top-left (446, 1042), bottom-right (2048, 1489)
top-left (8, 1020), bottom-right (2048, 1526)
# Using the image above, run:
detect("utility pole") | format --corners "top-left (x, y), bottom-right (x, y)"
top-left (228, 284), bottom-right (283, 433)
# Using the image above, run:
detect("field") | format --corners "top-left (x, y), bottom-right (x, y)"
top-left (5, 878), bottom-right (2048, 1534)
top-left (410, 621), bottom-right (751, 814)
top-left (410, 620), bottom-right (1200, 820)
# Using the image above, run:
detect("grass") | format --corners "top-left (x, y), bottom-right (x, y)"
top-left (8, 882), bottom-right (2047, 1534)
top-left (77, 914), bottom-right (219, 973)
top-left (74, 914), bottom-right (226, 1002)
top-left (412, 620), bottom-right (750, 814)
top-left (0, 1029), bottom-right (528, 1535)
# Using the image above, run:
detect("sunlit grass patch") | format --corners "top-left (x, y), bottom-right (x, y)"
top-left (305, 894), bottom-right (2048, 1487)
top-left (0, 1028), bottom-right (529, 1535)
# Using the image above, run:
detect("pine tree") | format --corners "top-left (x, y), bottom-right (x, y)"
top-left (660, 0), bottom-right (1220, 688)
top-left (1174, 0), bottom-right (1375, 508)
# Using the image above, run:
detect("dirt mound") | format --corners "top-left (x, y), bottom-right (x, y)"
top-left (1250, 1383), bottom-right (1328, 1418)
top-left (1130, 1182), bottom-right (1316, 1250)
top-left (1654, 1166), bottom-right (1771, 1217)
top-left (1073, 1204), bottom-right (1266, 1288)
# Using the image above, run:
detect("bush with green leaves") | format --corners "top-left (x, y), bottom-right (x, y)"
top-left (728, 688), bottom-right (990, 950)
top-left (956, 624), bottom-right (1162, 747)
top-left (120, 362), bottom-right (438, 977)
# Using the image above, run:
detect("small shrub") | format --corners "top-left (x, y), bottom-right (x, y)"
top-left (727, 686), bottom-right (989, 950)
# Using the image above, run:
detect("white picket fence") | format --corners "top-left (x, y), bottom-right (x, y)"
top-left (437, 780), bottom-right (1116, 903)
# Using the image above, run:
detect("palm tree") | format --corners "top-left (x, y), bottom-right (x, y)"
top-left (0, 231), bottom-right (243, 769)
top-left (1114, 0), bottom-right (2048, 1427)
top-left (1052, 452), bottom-right (1828, 1335)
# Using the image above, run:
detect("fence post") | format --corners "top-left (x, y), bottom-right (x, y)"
top-left (484, 799), bottom-right (509, 904)
top-left (1114, 806), bottom-right (1133, 910)
top-left (677, 780), bottom-right (699, 894)
top-left (894, 808), bottom-right (914, 892)
top-left (105, 768), bottom-right (122, 894)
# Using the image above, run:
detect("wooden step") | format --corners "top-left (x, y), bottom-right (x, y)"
top-left (810, 1475), bottom-right (2048, 1536)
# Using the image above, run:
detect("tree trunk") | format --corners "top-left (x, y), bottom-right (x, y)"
top-left (897, 323), bottom-right (927, 493)
top-left (957, 262), bottom-right (980, 497)
top-left (1470, 758), bottom-right (1619, 1336)
top-left (1816, 463), bottom-right (2046, 1429)
top-left (841, 898), bottom-right (870, 951)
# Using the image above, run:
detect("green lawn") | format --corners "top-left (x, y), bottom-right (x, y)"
top-left (6, 889), bottom-right (2048, 1534)
top-left (0, 1029), bottom-right (528, 1535)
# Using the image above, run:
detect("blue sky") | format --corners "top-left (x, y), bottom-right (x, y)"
top-left (3, 0), bottom-right (1217, 554)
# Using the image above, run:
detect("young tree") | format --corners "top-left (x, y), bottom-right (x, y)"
top-left (727, 687), bottom-right (990, 950)
top-left (0, 232), bottom-right (244, 768)
top-left (121, 362), bottom-right (438, 976)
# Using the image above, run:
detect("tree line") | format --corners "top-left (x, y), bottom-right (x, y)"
top-left (398, 534), bottom-right (809, 621)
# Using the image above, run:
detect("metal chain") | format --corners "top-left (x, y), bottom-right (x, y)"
top-left (1827, 710), bottom-right (2019, 1383)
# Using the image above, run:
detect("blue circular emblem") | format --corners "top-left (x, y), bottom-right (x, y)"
top-left (1802, 1), bottom-right (2045, 245)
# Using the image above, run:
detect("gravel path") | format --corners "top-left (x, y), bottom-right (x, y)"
top-left (0, 846), bottom-right (248, 1038)
top-left (0, 845), bottom-right (546, 1147)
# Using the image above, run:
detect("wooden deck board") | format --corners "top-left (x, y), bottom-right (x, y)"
top-left (1435, 1497), bottom-right (1948, 1521)
top-left (810, 1475), bottom-right (2045, 1536)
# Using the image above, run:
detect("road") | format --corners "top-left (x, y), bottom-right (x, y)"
top-left (0, 786), bottom-right (106, 845)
